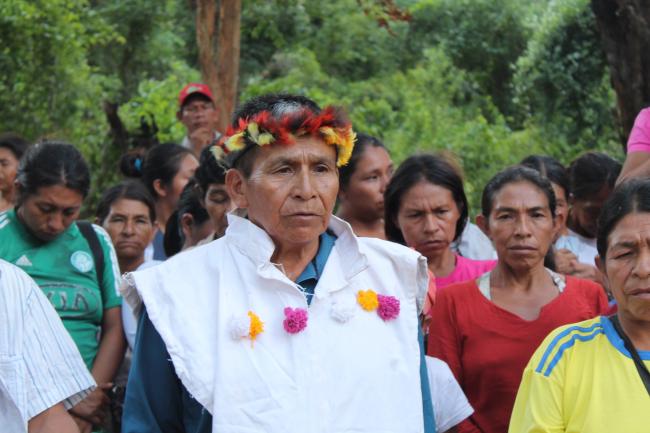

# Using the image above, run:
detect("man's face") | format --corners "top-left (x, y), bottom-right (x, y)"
top-left (178, 95), bottom-right (219, 134)
top-left (227, 136), bottom-right (339, 247)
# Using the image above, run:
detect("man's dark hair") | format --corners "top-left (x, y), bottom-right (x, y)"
top-left (228, 94), bottom-right (322, 177)
top-left (385, 153), bottom-right (468, 245)
top-left (520, 155), bottom-right (569, 199)
top-left (194, 145), bottom-right (228, 196)
top-left (568, 152), bottom-right (621, 200)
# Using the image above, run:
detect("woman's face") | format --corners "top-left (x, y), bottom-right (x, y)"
top-left (203, 183), bottom-right (232, 238)
top-left (0, 147), bottom-right (19, 194)
top-left (551, 182), bottom-right (568, 234)
top-left (101, 198), bottom-right (154, 263)
top-left (482, 181), bottom-right (556, 272)
top-left (17, 184), bottom-right (83, 242)
top-left (339, 146), bottom-right (393, 221)
top-left (162, 154), bottom-right (199, 209)
top-left (600, 212), bottom-right (650, 323)
top-left (396, 181), bottom-right (461, 261)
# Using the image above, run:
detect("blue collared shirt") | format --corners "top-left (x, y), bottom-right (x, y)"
top-left (122, 232), bottom-right (435, 432)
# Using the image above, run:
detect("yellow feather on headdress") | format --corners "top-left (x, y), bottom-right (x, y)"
top-left (225, 132), bottom-right (246, 152)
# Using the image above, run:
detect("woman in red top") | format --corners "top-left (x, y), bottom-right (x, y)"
top-left (428, 166), bottom-right (609, 433)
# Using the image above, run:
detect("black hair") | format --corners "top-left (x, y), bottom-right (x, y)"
top-left (568, 152), bottom-right (621, 200)
top-left (194, 145), bottom-right (228, 196)
top-left (0, 132), bottom-right (29, 159)
top-left (15, 141), bottom-right (90, 202)
top-left (597, 179), bottom-right (650, 259)
top-left (520, 155), bottom-right (570, 200)
top-left (95, 180), bottom-right (156, 224)
top-left (228, 94), bottom-right (322, 177)
top-left (385, 153), bottom-right (468, 245)
top-left (339, 133), bottom-right (387, 190)
top-left (481, 166), bottom-right (556, 218)
top-left (163, 179), bottom-right (210, 257)
top-left (120, 142), bottom-right (193, 198)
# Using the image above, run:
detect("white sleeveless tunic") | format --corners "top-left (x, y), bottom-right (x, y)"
top-left (122, 213), bottom-right (428, 433)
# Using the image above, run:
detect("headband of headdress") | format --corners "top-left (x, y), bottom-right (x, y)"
top-left (217, 105), bottom-right (356, 167)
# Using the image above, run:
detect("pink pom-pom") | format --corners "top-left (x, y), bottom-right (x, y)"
top-left (283, 307), bottom-right (308, 334)
top-left (377, 295), bottom-right (400, 321)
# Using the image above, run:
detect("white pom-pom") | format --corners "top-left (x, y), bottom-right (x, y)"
top-left (330, 296), bottom-right (356, 323)
top-left (229, 315), bottom-right (249, 340)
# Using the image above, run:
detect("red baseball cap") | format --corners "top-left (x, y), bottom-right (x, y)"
top-left (178, 83), bottom-right (215, 108)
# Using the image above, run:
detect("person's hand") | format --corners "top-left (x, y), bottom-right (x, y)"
top-left (189, 127), bottom-right (215, 151)
top-left (69, 383), bottom-right (111, 425)
top-left (554, 248), bottom-right (578, 274)
top-left (71, 414), bottom-right (92, 433)
top-left (571, 262), bottom-right (601, 283)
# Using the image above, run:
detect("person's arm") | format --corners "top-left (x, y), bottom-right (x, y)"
top-left (29, 402), bottom-right (80, 433)
top-left (69, 307), bottom-right (124, 425)
top-left (70, 227), bottom-right (126, 425)
top-left (618, 152), bottom-right (650, 185)
top-left (122, 309), bottom-right (186, 433)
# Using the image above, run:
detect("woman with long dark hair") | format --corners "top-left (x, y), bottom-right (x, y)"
top-left (0, 142), bottom-right (125, 432)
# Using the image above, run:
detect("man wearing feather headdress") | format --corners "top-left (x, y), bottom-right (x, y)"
top-left (122, 94), bottom-right (436, 433)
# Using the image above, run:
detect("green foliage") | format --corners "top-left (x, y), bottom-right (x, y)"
top-left (0, 0), bottom-right (626, 214)
top-left (512, 0), bottom-right (620, 160)
top-left (408, 0), bottom-right (530, 116)
top-left (243, 47), bottom-right (545, 211)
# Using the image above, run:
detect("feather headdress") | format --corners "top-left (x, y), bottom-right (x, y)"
top-left (219, 106), bottom-right (356, 167)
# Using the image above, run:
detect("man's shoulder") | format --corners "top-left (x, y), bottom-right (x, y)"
top-left (356, 237), bottom-right (421, 262)
top-left (0, 259), bottom-right (36, 309)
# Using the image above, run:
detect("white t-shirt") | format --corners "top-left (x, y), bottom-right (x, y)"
top-left (122, 260), bottom-right (162, 350)
top-left (453, 221), bottom-right (497, 261)
top-left (555, 229), bottom-right (598, 266)
top-left (425, 356), bottom-right (474, 433)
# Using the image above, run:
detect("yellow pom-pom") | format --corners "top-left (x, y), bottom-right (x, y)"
top-left (357, 289), bottom-right (379, 311)
top-left (248, 311), bottom-right (264, 341)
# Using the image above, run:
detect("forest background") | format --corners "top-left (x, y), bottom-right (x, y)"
top-left (0, 0), bottom-right (643, 213)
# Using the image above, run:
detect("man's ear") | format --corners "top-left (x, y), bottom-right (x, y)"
top-left (180, 213), bottom-right (194, 237)
top-left (476, 214), bottom-right (490, 238)
top-left (226, 169), bottom-right (249, 209)
top-left (153, 179), bottom-right (167, 198)
top-left (595, 255), bottom-right (605, 274)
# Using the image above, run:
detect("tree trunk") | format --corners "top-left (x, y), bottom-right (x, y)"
top-left (195, 0), bottom-right (241, 132)
top-left (591, 0), bottom-right (650, 151)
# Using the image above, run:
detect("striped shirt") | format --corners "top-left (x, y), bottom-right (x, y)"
top-left (0, 259), bottom-right (95, 429)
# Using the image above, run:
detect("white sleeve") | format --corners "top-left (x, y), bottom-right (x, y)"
top-left (425, 356), bottom-right (474, 433)
top-left (0, 262), bottom-right (96, 420)
top-left (122, 300), bottom-right (137, 350)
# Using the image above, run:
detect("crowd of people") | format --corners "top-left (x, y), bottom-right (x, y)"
top-left (0, 85), bottom-right (648, 433)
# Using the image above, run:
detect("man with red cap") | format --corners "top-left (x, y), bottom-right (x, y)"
top-left (177, 83), bottom-right (222, 155)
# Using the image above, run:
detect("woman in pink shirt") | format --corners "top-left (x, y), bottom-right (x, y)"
top-left (618, 107), bottom-right (650, 183)
top-left (385, 154), bottom-right (496, 318)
